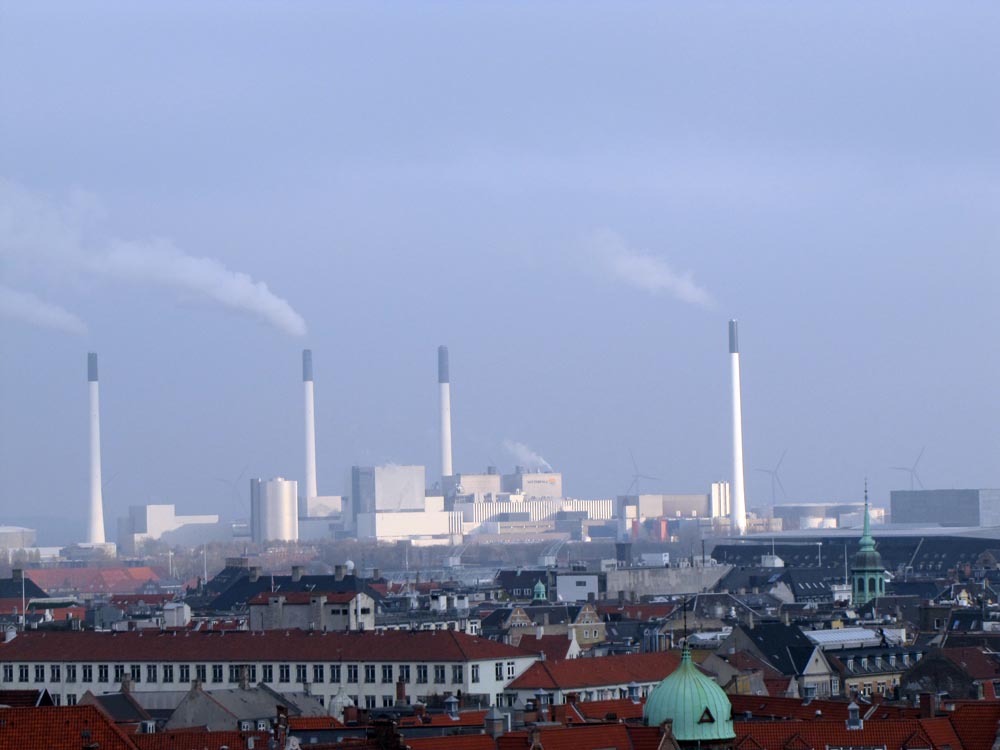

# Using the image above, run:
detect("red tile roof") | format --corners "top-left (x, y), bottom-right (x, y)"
top-left (398, 711), bottom-right (487, 728)
top-left (406, 735), bottom-right (497, 750)
top-left (0, 629), bottom-right (534, 663)
top-left (498, 724), bottom-right (634, 750)
top-left (133, 729), bottom-right (269, 750)
top-left (511, 634), bottom-right (575, 660)
top-left (288, 715), bottom-right (344, 730)
top-left (729, 694), bottom-right (919, 722)
top-left (942, 647), bottom-right (1000, 681)
top-left (565, 697), bottom-right (645, 723)
top-left (947, 702), bottom-right (1000, 750)
top-left (508, 651), bottom-right (681, 691)
top-left (734, 719), bottom-right (961, 750)
top-left (0, 705), bottom-right (139, 750)
top-left (27, 567), bottom-right (161, 595)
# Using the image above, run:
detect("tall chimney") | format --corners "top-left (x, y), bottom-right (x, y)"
top-left (87, 353), bottom-right (106, 544)
top-left (729, 321), bottom-right (748, 536)
top-left (303, 349), bottom-right (318, 502)
top-left (438, 345), bottom-right (453, 478)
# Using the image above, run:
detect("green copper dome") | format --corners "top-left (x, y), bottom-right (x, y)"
top-left (853, 491), bottom-right (883, 571)
top-left (644, 648), bottom-right (735, 742)
top-left (533, 579), bottom-right (546, 600)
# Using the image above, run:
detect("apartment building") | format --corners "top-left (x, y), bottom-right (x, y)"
top-left (0, 629), bottom-right (536, 709)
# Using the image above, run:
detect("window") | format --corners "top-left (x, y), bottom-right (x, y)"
top-left (212, 665), bottom-right (223, 683)
top-left (66, 694), bottom-right (76, 706)
top-left (862, 682), bottom-right (872, 696)
top-left (495, 662), bottom-right (503, 681)
top-left (195, 665), bottom-right (206, 683)
top-left (831, 677), bottom-right (840, 694)
top-left (506, 661), bottom-right (516, 679)
top-left (82, 665), bottom-right (92, 683)
top-left (66, 665), bottom-right (76, 683)
top-left (99, 665), bottom-right (109, 683)
top-left (34, 665), bottom-right (44, 683)
top-left (163, 665), bottom-right (174, 683)
top-left (262, 665), bottom-right (273, 683)
top-left (179, 665), bottom-right (190, 683)
top-left (248, 665), bottom-right (257, 683)
top-left (434, 665), bottom-right (446, 684)
top-left (50, 665), bottom-right (61, 682)
top-left (296, 665), bottom-right (307, 684)
top-left (471, 665), bottom-right (480, 684)
top-left (382, 665), bottom-right (393, 684)
top-left (114, 665), bottom-right (125, 683)
top-left (417, 665), bottom-right (428, 684)
top-left (130, 665), bottom-right (141, 683)
top-left (330, 665), bottom-right (341, 683)
top-left (18, 666), bottom-right (28, 683)
top-left (452, 665), bottom-right (463, 684)
top-left (399, 665), bottom-right (410, 683)
top-left (52, 694), bottom-right (61, 706)
top-left (382, 696), bottom-right (394, 707)
top-left (347, 665), bottom-right (358, 683)
top-left (364, 665), bottom-right (376, 683)
top-left (1, 665), bottom-right (11, 683)
top-left (365, 695), bottom-right (376, 709)
top-left (313, 665), bottom-right (324, 684)
top-left (147, 665), bottom-right (157, 683)
top-left (279, 665), bottom-right (290, 683)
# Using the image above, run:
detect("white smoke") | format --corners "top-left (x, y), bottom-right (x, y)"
top-left (503, 439), bottom-right (553, 472)
top-left (0, 179), bottom-right (307, 337)
top-left (93, 239), bottom-right (307, 337)
top-left (591, 229), bottom-right (713, 308)
top-left (0, 284), bottom-right (87, 335)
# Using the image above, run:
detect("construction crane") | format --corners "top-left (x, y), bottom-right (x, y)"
top-left (538, 539), bottom-right (567, 568)
top-left (446, 542), bottom-right (471, 569)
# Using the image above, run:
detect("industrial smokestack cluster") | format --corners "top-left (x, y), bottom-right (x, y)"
top-left (729, 320), bottom-right (748, 536)
top-left (303, 349), bottom-right (318, 502)
top-left (87, 352), bottom-right (106, 544)
top-left (439, 345), bottom-right (453, 478)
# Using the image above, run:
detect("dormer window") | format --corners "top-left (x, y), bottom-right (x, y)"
top-left (860, 658), bottom-right (868, 670)
top-left (698, 708), bottom-right (716, 724)
top-left (889, 655), bottom-right (896, 667)
top-left (847, 659), bottom-right (854, 672)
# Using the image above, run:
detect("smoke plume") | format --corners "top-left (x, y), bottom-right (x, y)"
top-left (591, 229), bottom-right (713, 308)
top-left (503, 439), bottom-right (553, 471)
top-left (94, 240), bottom-right (307, 337)
top-left (0, 179), bottom-right (307, 337)
top-left (0, 284), bottom-right (87, 335)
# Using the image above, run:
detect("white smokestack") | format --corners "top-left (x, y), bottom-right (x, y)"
top-left (303, 349), bottom-right (318, 502)
top-left (729, 321), bottom-right (748, 536)
top-left (439, 345), bottom-right (453, 478)
top-left (87, 352), bottom-right (106, 544)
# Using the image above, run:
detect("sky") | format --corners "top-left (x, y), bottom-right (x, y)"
top-left (1, 2), bottom-right (998, 544)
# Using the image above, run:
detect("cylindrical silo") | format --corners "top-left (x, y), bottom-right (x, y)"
top-left (250, 477), bottom-right (299, 542)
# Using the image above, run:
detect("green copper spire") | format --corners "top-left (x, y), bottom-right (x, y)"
top-left (860, 478), bottom-right (874, 550)
top-left (851, 478), bottom-right (884, 606)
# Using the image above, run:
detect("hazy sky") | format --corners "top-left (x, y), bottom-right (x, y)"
top-left (1, 2), bottom-right (998, 544)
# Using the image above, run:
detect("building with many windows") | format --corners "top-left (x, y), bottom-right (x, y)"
top-left (0, 629), bottom-right (536, 709)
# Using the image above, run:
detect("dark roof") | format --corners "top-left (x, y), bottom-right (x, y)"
top-left (89, 692), bottom-right (152, 723)
top-left (0, 689), bottom-right (52, 707)
top-left (0, 629), bottom-right (534, 664)
top-left (739, 622), bottom-right (818, 676)
top-left (206, 571), bottom-right (381, 612)
top-left (0, 577), bottom-right (48, 600)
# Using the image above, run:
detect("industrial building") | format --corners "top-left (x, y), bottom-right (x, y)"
top-left (250, 477), bottom-right (299, 542)
top-left (772, 502), bottom-right (883, 531)
top-left (890, 489), bottom-right (1000, 527)
top-left (116, 504), bottom-right (220, 554)
top-left (501, 468), bottom-right (562, 500)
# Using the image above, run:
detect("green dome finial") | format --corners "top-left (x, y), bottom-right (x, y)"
top-left (533, 579), bottom-right (546, 601)
top-left (643, 648), bottom-right (735, 742)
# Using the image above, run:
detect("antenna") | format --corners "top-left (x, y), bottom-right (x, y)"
top-left (755, 449), bottom-right (787, 506)
top-left (890, 446), bottom-right (925, 490)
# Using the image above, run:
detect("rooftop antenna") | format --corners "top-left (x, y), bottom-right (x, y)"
top-left (890, 446), bottom-right (925, 491)
top-left (755, 449), bottom-right (787, 507)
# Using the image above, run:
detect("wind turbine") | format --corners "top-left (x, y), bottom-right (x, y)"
top-left (890, 447), bottom-right (925, 490)
top-left (625, 450), bottom-right (660, 496)
top-left (755, 449), bottom-right (787, 507)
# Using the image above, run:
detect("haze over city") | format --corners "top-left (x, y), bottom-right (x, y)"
top-left (1, 2), bottom-right (998, 545)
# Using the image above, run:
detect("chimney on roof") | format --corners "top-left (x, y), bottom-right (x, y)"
top-left (846, 701), bottom-right (863, 730)
top-left (335, 565), bottom-right (345, 582)
top-left (485, 706), bottom-right (505, 738)
top-left (249, 566), bottom-right (260, 583)
top-left (372, 568), bottom-right (380, 581)
top-left (11, 569), bottom-right (22, 582)
top-left (291, 566), bottom-right (303, 582)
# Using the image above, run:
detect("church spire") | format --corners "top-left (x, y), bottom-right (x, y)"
top-left (860, 478), bottom-right (874, 550)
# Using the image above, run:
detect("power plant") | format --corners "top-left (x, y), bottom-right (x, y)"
top-left (87, 352), bottom-right (106, 545)
top-left (439, 345), bottom-right (453, 480)
top-left (303, 349), bottom-right (318, 503)
top-left (250, 477), bottom-right (299, 543)
top-left (729, 320), bottom-right (748, 536)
